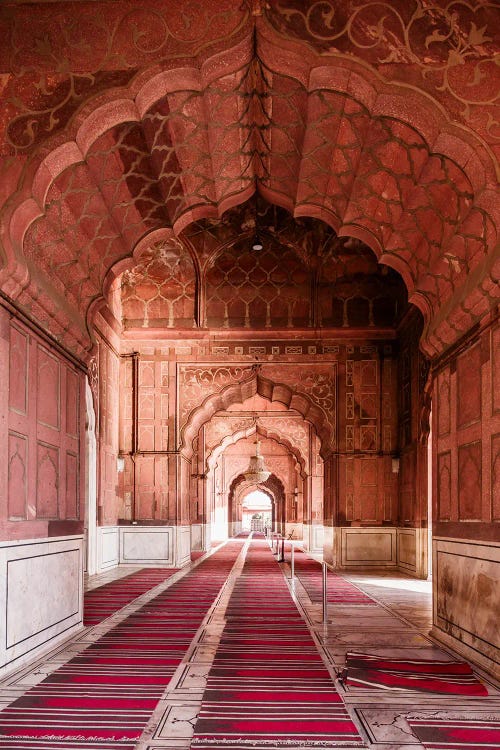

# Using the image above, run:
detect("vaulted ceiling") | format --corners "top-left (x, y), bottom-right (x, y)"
top-left (0, 0), bottom-right (498, 360)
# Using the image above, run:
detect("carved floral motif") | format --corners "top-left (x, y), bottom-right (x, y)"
top-left (267, 0), bottom-right (500, 139)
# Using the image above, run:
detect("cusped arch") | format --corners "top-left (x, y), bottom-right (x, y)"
top-left (0, 30), bottom-right (497, 359)
top-left (181, 371), bottom-right (333, 460)
top-left (206, 423), bottom-right (307, 478)
top-left (228, 471), bottom-right (285, 526)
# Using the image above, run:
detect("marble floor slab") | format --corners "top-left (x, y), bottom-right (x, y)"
top-left (0, 539), bottom-right (498, 750)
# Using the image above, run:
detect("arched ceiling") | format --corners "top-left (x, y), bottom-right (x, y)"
top-left (119, 199), bottom-right (409, 330)
top-left (0, 1), bottom-right (498, 359)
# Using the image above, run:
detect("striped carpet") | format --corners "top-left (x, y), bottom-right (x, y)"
top-left (292, 550), bottom-right (376, 605)
top-left (0, 540), bottom-right (244, 749)
top-left (343, 652), bottom-right (488, 695)
top-left (190, 536), bottom-right (365, 748)
top-left (408, 717), bottom-right (500, 748)
top-left (84, 568), bottom-right (178, 626)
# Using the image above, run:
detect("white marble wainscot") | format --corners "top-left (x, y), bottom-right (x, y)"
top-left (339, 527), bottom-right (398, 569)
top-left (190, 524), bottom-right (204, 551)
top-left (118, 525), bottom-right (191, 568)
top-left (227, 521), bottom-right (241, 539)
top-left (397, 527), bottom-right (429, 579)
top-left (310, 523), bottom-right (324, 553)
top-left (176, 525), bottom-right (191, 567)
top-left (301, 523), bottom-right (310, 551)
top-left (430, 536), bottom-right (500, 680)
top-left (96, 525), bottom-right (119, 572)
top-left (0, 535), bottom-right (84, 678)
top-left (284, 522), bottom-right (302, 541)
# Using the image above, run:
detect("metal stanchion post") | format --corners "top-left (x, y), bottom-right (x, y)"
top-left (290, 544), bottom-right (294, 580)
top-left (322, 561), bottom-right (328, 623)
top-left (278, 536), bottom-right (285, 562)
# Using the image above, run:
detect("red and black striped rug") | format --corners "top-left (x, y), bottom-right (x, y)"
top-left (0, 540), bottom-right (244, 749)
top-left (190, 539), bottom-right (365, 748)
top-left (343, 651), bottom-right (488, 695)
top-left (408, 716), bottom-right (500, 747)
top-left (292, 551), bottom-right (376, 606)
top-left (84, 568), bottom-right (178, 626)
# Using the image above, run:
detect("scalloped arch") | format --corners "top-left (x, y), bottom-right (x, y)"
top-left (206, 424), bottom-right (306, 478)
top-left (0, 26), bottom-right (498, 359)
top-left (181, 372), bottom-right (333, 459)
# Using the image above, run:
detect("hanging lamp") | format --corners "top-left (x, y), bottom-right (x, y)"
top-left (251, 191), bottom-right (263, 251)
top-left (243, 439), bottom-right (271, 483)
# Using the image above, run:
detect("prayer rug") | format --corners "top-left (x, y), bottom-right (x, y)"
top-left (408, 716), bottom-right (500, 748)
top-left (0, 541), bottom-right (244, 749)
top-left (190, 539), bottom-right (365, 749)
top-left (84, 568), bottom-right (178, 626)
top-left (292, 551), bottom-right (376, 605)
top-left (343, 652), bottom-right (488, 695)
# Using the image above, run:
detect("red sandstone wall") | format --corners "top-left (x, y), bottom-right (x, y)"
top-left (0, 306), bottom-right (85, 540)
top-left (118, 350), bottom-right (176, 523)
top-left (335, 351), bottom-right (398, 526)
top-left (398, 311), bottom-right (429, 529)
top-left (97, 337), bottom-right (120, 525)
top-left (433, 319), bottom-right (500, 541)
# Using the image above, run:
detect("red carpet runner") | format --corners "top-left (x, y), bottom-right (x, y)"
top-left (0, 541), bottom-right (244, 749)
top-left (344, 651), bottom-right (488, 695)
top-left (408, 717), bottom-right (500, 748)
top-left (190, 537), bottom-right (365, 748)
top-left (84, 568), bottom-right (178, 626)
top-left (292, 550), bottom-right (375, 605)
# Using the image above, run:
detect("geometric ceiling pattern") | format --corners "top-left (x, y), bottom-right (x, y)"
top-left (121, 202), bottom-right (408, 331)
top-left (0, 1), bottom-right (498, 360)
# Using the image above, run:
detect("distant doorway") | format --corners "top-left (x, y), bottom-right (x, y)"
top-left (242, 490), bottom-right (272, 532)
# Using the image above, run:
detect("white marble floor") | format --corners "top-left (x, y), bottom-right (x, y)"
top-left (0, 540), bottom-right (499, 749)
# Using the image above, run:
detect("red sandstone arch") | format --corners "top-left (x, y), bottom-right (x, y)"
top-left (228, 471), bottom-right (286, 533)
top-left (206, 423), bottom-right (307, 478)
top-left (181, 370), bottom-right (334, 459)
top-left (0, 15), bottom-right (498, 359)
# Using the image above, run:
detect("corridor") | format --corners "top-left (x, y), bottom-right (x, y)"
top-left (0, 535), bottom-right (498, 749)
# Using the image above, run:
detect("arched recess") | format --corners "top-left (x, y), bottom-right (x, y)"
top-left (0, 25), bottom-right (497, 360)
top-left (181, 369), bottom-right (334, 460)
top-left (228, 473), bottom-right (286, 536)
top-left (206, 423), bottom-right (307, 479)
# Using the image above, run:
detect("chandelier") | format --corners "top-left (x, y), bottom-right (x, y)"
top-left (243, 440), bottom-right (271, 483)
